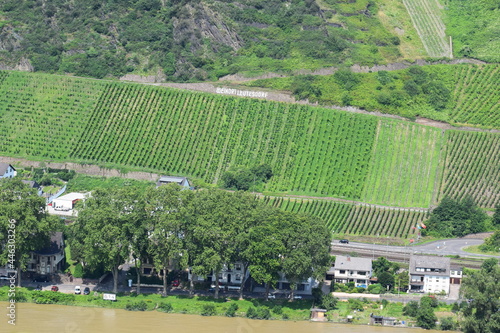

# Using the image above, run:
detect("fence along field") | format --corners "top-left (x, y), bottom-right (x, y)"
top-left (71, 82), bottom-right (379, 200)
top-left (449, 64), bottom-right (500, 129)
top-left (438, 131), bottom-right (500, 208)
top-left (0, 71), bottom-right (106, 159)
top-left (263, 197), bottom-right (425, 238)
top-left (402, 0), bottom-right (450, 57)
top-left (361, 121), bottom-right (443, 208)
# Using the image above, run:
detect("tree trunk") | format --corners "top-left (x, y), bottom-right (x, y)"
top-left (112, 266), bottom-right (119, 294)
top-left (135, 262), bottom-right (141, 295)
top-left (162, 266), bottom-right (168, 296)
top-left (239, 264), bottom-right (248, 300)
top-left (289, 283), bottom-right (296, 302)
top-left (265, 283), bottom-right (270, 301)
top-left (16, 265), bottom-right (21, 287)
top-left (214, 270), bottom-right (220, 299)
top-left (189, 272), bottom-right (194, 296)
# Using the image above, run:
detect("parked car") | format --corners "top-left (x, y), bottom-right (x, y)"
top-left (51, 286), bottom-right (59, 292)
top-left (33, 275), bottom-right (49, 283)
top-left (339, 239), bottom-right (349, 244)
top-left (288, 295), bottom-right (302, 300)
top-left (171, 280), bottom-right (180, 287)
top-left (267, 293), bottom-right (276, 299)
top-left (83, 287), bottom-right (91, 295)
top-left (74, 286), bottom-right (81, 294)
top-left (34, 284), bottom-right (42, 291)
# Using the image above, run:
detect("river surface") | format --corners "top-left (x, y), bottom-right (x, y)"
top-left (1, 302), bottom-right (444, 333)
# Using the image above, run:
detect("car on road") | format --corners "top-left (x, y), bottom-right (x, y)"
top-left (288, 295), bottom-right (302, 300)
top-left (74, 286), bottom-right (81, 294)
top-left (51, 286), bottom-right (59, 292)
top-left (83, 287), bottom-right (91, 295)
top-left (172, 280), bottom-right (180, 287)
top-left (339, 239), bottom-right (349, 244)
top-left (267, 293), bottom-right (276, 299)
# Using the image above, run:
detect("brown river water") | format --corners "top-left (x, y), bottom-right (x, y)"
top-left (1, 302), bottom-right (444, 333)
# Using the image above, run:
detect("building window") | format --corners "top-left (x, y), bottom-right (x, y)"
top-left (339, 270), bottom-right (346, 274)
top-left (235, 274), bottom-right (241, 281)
top-left (235, 264), bottom-right (242, 271)
top-left (358, 271), bottom-right (366, 276)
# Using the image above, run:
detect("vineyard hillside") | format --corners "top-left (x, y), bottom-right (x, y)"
top-left (0, 71), bottom-right (498, 212)
top-left (263, 197), bottom-right (427, 239)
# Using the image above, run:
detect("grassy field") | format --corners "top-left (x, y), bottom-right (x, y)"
top-left (402, 0), bottom-right (450, 57)
top-left (264, 197), bottom-right (426, 238)
top-left (438, 131), bottom-right (500, 208)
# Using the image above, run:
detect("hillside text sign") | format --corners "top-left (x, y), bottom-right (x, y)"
top-left (216, 87), bottom-right (268, 98)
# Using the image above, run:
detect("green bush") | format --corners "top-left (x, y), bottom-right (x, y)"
top-left (225, 302), bottom-right (238, 317)
top-left (73, 263), bottom-right (83, 278)
top-left (440, 317), bottom-right (456, 331)
top-left (321, 294), bottom-right (338, 311)
top-left (256, 307), bottom-right (271, 320)
top-left (272, 305), bottom-right (283, 315)
top-left (157, 302), bottom-right (173, 313)
top-left (31, 291), bottom-right (75, 305)
top-left (420, 296), bottom-right (438, 308)
top-left (368, 283), bottom-right (383, 294)
top-left (125, 301), bottom-right (148, 311)
top-left (403, 301), bottom-right (419, 317)
top-left (246, 306), bottom-right (257, 319)
top-left (201, 304), bottom-right (216, 316)
top-left (348, 298), bottom-right (364, 311)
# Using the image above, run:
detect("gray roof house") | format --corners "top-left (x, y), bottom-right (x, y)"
top-left (409, 255), bottom-right (451, 294)
top-left (0, 162), bottom-right (16, 179)
top-left (156, 176), bottom-right (190, 189)
top-left (333, 255), bottom-right (372, 288)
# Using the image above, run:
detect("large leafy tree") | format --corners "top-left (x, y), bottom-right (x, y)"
top-left (185, 189), bottom-right (248, 299)
top-left (280, 212), bottom-right (331, 301)
top-left (145, 184), bottom-right (193, 296)
top-left (0, 179), bottom-right (61, 286)
top-left (72, 187), bottom-right (143, 293)
top-left (460, 265), bottom-right (500, 333)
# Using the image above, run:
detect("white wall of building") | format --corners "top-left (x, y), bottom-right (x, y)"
top-left (424, 274), bottom-right (450, 294)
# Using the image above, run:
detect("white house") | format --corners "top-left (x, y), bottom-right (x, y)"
top-left (26, 232), bottom-right (65, 275)
top-left (409, 255), bottom-right (450, 294)
top-left (0, 163), bottom-right (16, 179)
top-left (51, 192), bottom-right (87, 211)
top-left (189, 262), bottom-right (249, 290)
top-left (333, 255), bottom-right (372, 288)
top-left (156, 176), bottom-right (190, 189)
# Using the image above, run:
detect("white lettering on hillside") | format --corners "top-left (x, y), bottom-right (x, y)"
top-left (216, 87), bottom-right (268, 98)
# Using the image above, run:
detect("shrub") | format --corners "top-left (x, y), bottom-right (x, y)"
top-left (125, 300), bottom-right (148, 311)
top-left (282, 313), bottom-right (289, 320)
top-left (420, 296), bottom-right (438, 308)
top-left (73, 263), bottom-right (83, 278)
top-left (201, 304), bottom-right (216, 316)
top-left (272, 305), bottom-right (283, 315)
top-left (157, 302), bottom-right (173, 313)
top-left (440, 317), bottom-right (456, 331)
top-left (256, 307), bottom-right (271, 320)
top-left (246, 306), bottom-right (257, 319)
top-left (403, 301), bottom-right (419, 317)
top-left (225, 302), bottom-right (238, 317)
top-left (368, 283), bottom-right (383, 294)
top-left (348, 298), bottom-right (364, 311)
top-left (321, 294), bottom-right (338, 311)
top-left (31, 291), bottom-right (75, 304)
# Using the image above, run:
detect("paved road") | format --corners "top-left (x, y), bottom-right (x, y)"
top-left (331, 238), bottom-right (500, 259)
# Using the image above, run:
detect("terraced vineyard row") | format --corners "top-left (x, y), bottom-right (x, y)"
top-left (450, 64), bottom-right (500, 129)
top-left (72, 83), bottom-right (378, 199)
top-left (361, 121), bottom-right (443, 207)
top-left (402, 0), bottom-right (450, 57)
top-left (0, 71), bottom-right (107, 159)
top-left (263, 197), bottom-right (426, 238)
top-left (438, 131), bottom-right (500, 208)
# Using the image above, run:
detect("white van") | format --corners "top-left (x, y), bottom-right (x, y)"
top-left (74, 286), bottom-right (81, 294)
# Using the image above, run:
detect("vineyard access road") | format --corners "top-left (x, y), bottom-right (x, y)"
top-left (331, 237), bottom-right (500, 259)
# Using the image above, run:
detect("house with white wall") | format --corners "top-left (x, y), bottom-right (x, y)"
top-left (333, 255), bottom-right (372, 288)
top-left (0, 163), bottom-right (16, 179)
top-left (26, 232), bottom-right (65, 275)
top-left (156, 176), bottom-right (190, 189)
top-left (409, 255), bottom-right (450, 294)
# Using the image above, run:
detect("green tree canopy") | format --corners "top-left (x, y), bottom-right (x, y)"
top-left (0, 179), bottom-right (61, 286)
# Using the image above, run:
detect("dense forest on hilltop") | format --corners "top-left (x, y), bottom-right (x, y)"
top-left (0, 0), bottom-right (425, 81)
